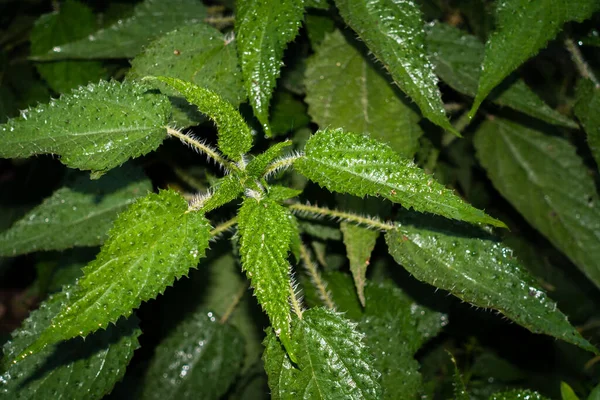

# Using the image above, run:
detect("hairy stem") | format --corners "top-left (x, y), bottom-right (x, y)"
top-left (288, 202), bottom-right (395, 231)
top-left (205, 16), bottom-right (235, 27)
top-left (220, 282), bottom-right (248, 324)
top-left (289, 282), bottom-right (303, 319)
top-left (210, 217), bottom-right (238, 238)
top-left (565, 38), bottom-right (599, 87)
top-left (300, 243), bottom-right (335, 310)
top-left (166, 127), bottom-right (239, 172)
top-left (263, 153), bottom-right (304, 178)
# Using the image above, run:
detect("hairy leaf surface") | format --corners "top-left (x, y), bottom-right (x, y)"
top-left (340, 222), bottom-right (379, 306)
top-left (385, 216), bottom-right (596, 353)
top-left (235, 0), bottom-right (304, 136)
top-left (263, 308), bottom-right (382, 399)
top-left (333, 0), bottom-right (455, 134)
top-left (247, 140), bottom-right (292, 178)
top-left (141, 308), bottom-right (245, 400)
top-left (19, 190), bottom-right (211, 359)
top-left (34, 0), bottom-right (207, 59)
top-left (200, 174), bottom-right (245, 213)
top-left (575, 78), bottom-right (600, 169)
top-left (306, 30), bottom-right (422, 158)
top-left (0, 164), bottom-right (151, 256)
top-left (0, 286), bottom-right (140, 400)
top-left (0, 80), bottom-right (170, 175)
top-left (474, 117), bottom-right (600, 289)
top-left (470, 0), bottom-right (600, 116)
top-left (297, 128), bottom-right (505, 227)
top-left (425, 22), bottom-right (577, 128)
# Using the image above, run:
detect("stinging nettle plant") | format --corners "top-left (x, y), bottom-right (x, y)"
top-left (0, 0), bottom-right (599, 398)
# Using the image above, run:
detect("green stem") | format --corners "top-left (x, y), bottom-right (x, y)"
top-left (289, 281), bottom-right (304, 319)
top-left (219, 282), bottom-right (248, 324)
top-left (263, 153), bottom-right (304, 178)
top-left (300, 243), bottom-right (335, 310)
top-left (166, 127), bottom-right (239, 172)
top-left (205, 16), bottom-right (236, 27)
top-left (288, 203), bottom-right (395, 231)
top-left (210, 217), bottom-right (238, 238)
top-left (565, 38), bottom-right (600, 87)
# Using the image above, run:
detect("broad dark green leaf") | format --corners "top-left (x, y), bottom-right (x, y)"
top-left (270, 91), bottom-right (311, 136)
top-left (589, 383), bottom-right (600, 400)
top-left (235, 0), bottom-right (304, 136)
top-left (333, 0), bottom-right (456, 134)
top-left (263, 307), bottom-right (382, 399)
top-left (247, 140), bottom-right (293, 178)
top-left (474, 117), bottom-right (600, 289)
top-left (0, 80), bottom-right (170, 176)
top-left (200, 174), bottom-right (245, 213)
top-left (385, 216), bottom-right (596, 353)
top-left (141, 308), bottom-right (245, 400)
top-left (151, 77), bottom-right (252, 161)
top-left (489, 389), bottom-right (549, 400)
top-left (470, 0), bottom-right (600, 117)
top-left (238, 197), bottom-right (294, 356)
top-left (297, 128), bottom-right (505, 227)
top-left (340, 222), bottom-right (379, 306)
top-left (0, 286), bottom-right (140, 400)
top-left (0, 164), bottom-right (151, 257)
top-left (34, 0), bottom-right (207, 60)
top-left (305, 30), bottom-right (423, 158)
top-left (305, 13), bottom-right (335, 49)
top-left (30, 0), bottom-right (106, 93)
top-left (18, 190), bottom-right (211, 360)
top-left (575, 78), bottom-right (600, 169)
top-left (298, 221), bottom-right (342, 241)
top-left (425, 22), bottom-right (577, 128)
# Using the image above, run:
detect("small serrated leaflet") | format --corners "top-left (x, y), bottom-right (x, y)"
top-left (340, 222), bottom-right (379, 306)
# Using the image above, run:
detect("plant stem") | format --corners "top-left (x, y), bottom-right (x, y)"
top-left (219, 282), bottom-right (248, 324)
top-left (263, 153), bottom-right (304, 178)
top-left (210, 217), bottom-right (238, 237)
top-left (205, 16), bottom-right (235, 27)
top-left (166, 127), bottom-right (239, 172)
top-left (565, 38), bottom-right (600, 87)
top-left (289, 282), bottom-right (304, 319)
top-left (288, 202), bottom-right (396, 231)
top-left (300, 243), bottom-right (335, 310)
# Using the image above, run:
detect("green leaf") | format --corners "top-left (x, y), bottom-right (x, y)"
top-left (470, 0), bottom-right (600, 117)
top-left (246, 140), bottom-right (293, 178)
top-left (448, 353), bottom-right (469, 400)
top-left (270, 91), bottom-right (311, 136)
top-left (35, 0), bottom-right (207, 60)
top-left (299, 221), bottom-right (342, 241)
top-left (489, 389), bottom-right (550, 400)
top-left (340, 222), bottom-right (379, 306)
top-left (305, 30), bottom-right (423, 158)
top-left (235, 0), bottom-right (304, 136)
top-left (18, 190), bottom-right (211, 360)
top-left (263, 308), bottom-right (382, 399)
top-left (30, 0), bottom-right (106, 93)
top-left (150, 76), bottom-right (252, 161)
top-left (385, 215), bottom-right (597, 354)
top-left (0, 80), bottom-right (170, 176)
top-left (141, 308), bottom-right (245, 400)
top-left (425, 22), bottom-right (578, 129)
top-left (201, 174), bottom-right (245, 213)
top-left (267, 185), bottom-right (303, 202)
top-left (238, 197), bottom-right (294, 356)
top-left (305, 13), bottom-right (336, 49)
top-left (0, 164), bottom-right (151, 257)
top-left (297, 128), bottom-right (505, 227)
top-left (575, 78), bottom-right (600, 169)
top-left (333, 0), bottom-right (456, 134)
top-left (589, 383), bottom-right (600, 400)
top-left (561, 382), bottom-right (581, 400)
top-left (474, 117), bottom-right (600, 289)
top-left (0, 286), bottom-right (140, 400)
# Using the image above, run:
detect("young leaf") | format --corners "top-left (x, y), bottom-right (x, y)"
top-left (0, 164), bottom-right (151, 257)
top-left (34, 0), bottom-right (207, 60)
top-left (340, 222), bottom-right (379, 306)
top-left (18, 190), bottom-right (211, 359)
top-left (305, 30), bottom-right (423, 158)
top-left (235, 0), bottom-right (304, 136)
top-left (425, 22), bottom-right (578, 129)
top-left (200, 174), bottom-right (245, 213)
top-left (0, 80), bottom-right (171, 176)
top-left (263, 308), bottom-right (382, 399)
top-left (333, 0), bottom-right (456, 134)
top-left (267, 185), bottom-right (303, 202)
top-left (141, 308), bottom-right (245, 400)
top-left (470, 0), bottom-right (600, 117)
top-left (246, 140), bottom-right (293, 178)
top-left (296, 128), bottom-right (505, 227)
top-left (474, 117), bottom-right (600, 289)
top-left (448, 353), bottom-right (469, 400)
top-left (30, 0), bottom-right (106, 93)
top-left (575, 78), bottom-right (600, 169)
top-left (238, 197), bottom-right (294, 355)
top-left (561, 382), bottom-right (581, 400)
top-left (150, 76), bottom-right (252, 161)
top-left (489, 390), bottom-right (550, 400)
top-left (0, 286), bottom-right (140, 400)
top-left (385, 215), bottom-right (597, 354)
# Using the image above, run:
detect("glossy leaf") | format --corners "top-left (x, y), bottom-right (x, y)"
top-left (141, 308), bottom-right (245, 400)
top-left (0, 286), bottom-right (140, 400)
top-left (340, 222), bottom-right (379, 306)
top-left (246, 140), bottom-right (293, 178)
top-left (238, 197), bottom-right (294, 355)
top-left (151, 77), bottom-right (252, 161)
top-left (0, 164), bottom-right (151, 257)
top-left (333, 0), bottom-right (456, 134)
top-left (474, 117), bottom-right (600, 289)
top-left (0, 80), bottom-right (170, 176)
top-left (30, 0), bottom-right (106, 93)
top-left (470, 0), bottom-right (600, 116)
top-left (235, 0), bottom-right (304, 136)
top-left (305, 30), bottom-right (422, 158)
top-left (561, 382), bottom-right (581, 400)
top-left (263, 308), bottom-right (382, 399)
top-left (34, 0), bottom-right (207, 59)
top-left (575, 78), bottom-right (600, 169)
top-left (296, 128), bottom-right (505, 227)
top-left (425, 22), bottom-right (577, 128)
top-left (385, 216), bottom-right (596, 353)
top-left (18, 190), bottom-right (211, 359)
top-left (489, 389), bottom-right (549, 400)
top-left (201, 174), bottom-right (245, 213)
